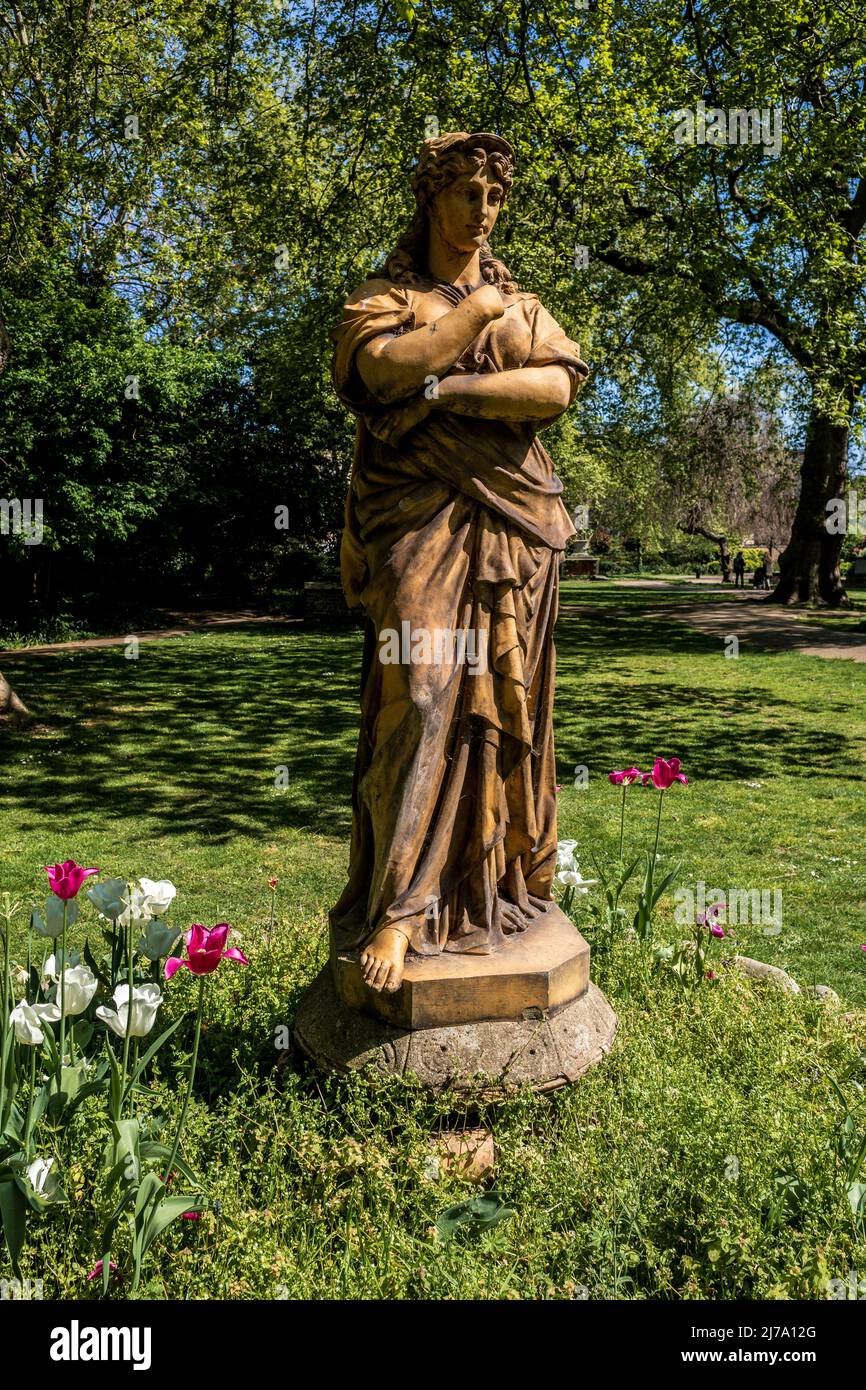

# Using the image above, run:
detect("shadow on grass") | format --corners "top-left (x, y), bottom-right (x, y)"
top-left (0, 604), bottom-right (860, 854)
top-left (553, 604), bottom-right (856, 781)
top-left (0, 622), bottom-right (364, 844)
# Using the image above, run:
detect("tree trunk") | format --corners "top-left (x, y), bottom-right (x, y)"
top-left (679, 524), bottom-right (732, 581)
top-left (773, 401), bottom-right (851, 606)
top-left (0, 318), bottom-right (30, 722)
top-left (0, 671), bottom-right (30, 720)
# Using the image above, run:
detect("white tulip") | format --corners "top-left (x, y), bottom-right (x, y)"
top-left (10, 1000), bottom-right (61, 1045)
top-left (87, 878), bottom-right (129, 921)
top-left (555, 868), bottom-right (598, 894)
top-left (117, 884), bottom-right (152, 929)
top-left (42, 961), bottom-right (99, 1017)
top-left (138, 878), bottom-right (176, 918)
top-left (32, 896), bottom-right (78, 939)
top-left (96, 983), bottom-right (164, 1039)
top-left (556, 839), bottom-right (579, 871)
top-left (26, 1156), bottom-right (61, 1201)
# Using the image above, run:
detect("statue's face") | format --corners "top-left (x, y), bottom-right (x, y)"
top-left (430, 167), bottom-right (505, 253)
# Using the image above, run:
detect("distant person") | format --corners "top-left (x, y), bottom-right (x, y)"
top-left (761, 554), bottom-right (773, 590)
top-left (733, 551), bottom-right (746, 588)
top-left (753, 559), bottom-right (767, 589)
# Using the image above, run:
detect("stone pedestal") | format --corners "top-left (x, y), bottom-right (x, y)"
top-left (293, 906), bottom-right (617, 1096)
top-left (560, 554), bottom-right (600, 579)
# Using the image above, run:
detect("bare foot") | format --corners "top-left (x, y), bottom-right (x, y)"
top-left (359, 927), bottom-right (409, 993)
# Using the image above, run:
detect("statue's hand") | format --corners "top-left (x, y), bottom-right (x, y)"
top-left (467, 283), bottom-right (507, 322)
top-left (366, 391), bottom-right (434, 448)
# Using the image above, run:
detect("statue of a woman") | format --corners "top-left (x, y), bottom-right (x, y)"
top-left (330, 132), bottom-right (588, 996)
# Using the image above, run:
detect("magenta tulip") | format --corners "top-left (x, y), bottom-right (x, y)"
top-left (44, 859), bottom-right (99, 900)
top-left (609, 767), bottom-right (643, 786)
top-left (87, 1259), bottom-right (118, 1281)
top-left (165, 922), bottom-right (249, 979)
top-left (642, 757), bottom-right (688, 790)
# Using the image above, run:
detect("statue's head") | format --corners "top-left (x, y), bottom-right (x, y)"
top-left (382, 131), bottom-right (518, 290)
top-left (413, 132), bottom-right (515, 253)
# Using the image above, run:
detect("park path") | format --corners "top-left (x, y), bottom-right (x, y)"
top-left (652, 599), bottom-right (866, 661)
top-left (556, 580), bottom-right (866, 662)
top-left (0, 608), bottom-right (299, 660)
top-left (3, 588), bottom-right (866, 663)
top-left (594, 580), bottom-right (866, 661)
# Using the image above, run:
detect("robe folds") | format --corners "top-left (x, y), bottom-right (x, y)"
top-left (329, 276), bottom-right (589, 957)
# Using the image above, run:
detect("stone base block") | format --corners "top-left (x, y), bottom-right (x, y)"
top-left (293, 965), bottom-right (617, 1097)
top-left (333, 905), bottom-right (589, 1030)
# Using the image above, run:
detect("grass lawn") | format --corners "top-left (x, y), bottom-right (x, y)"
top-left (1, 589), bottom-right (865, 1299)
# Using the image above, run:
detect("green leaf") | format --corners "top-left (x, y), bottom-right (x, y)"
top-left (105, 1037), bottom-right (123, 1120)
top-left (847, 1182), bottom-right (866, 1219)
top-left (651, 861), bottom-right (682, 908)
top-left (435, 1192), bottom-right (515, 1240)
top-left (83, 940), bottom-right (111, 990)
top-left (123, 1013), bottom-right (186, 1101)
top-left (617, 855), bottom-right (642, 893)
top-left (139, 1194), bottom-right (206, 1261)
top-left (138, 1142), bottom-right (198, 1186)
top-left (0, 1179), bottom-right (26, 1275)
top-left (134, 1169), bottom-right (163, 1218)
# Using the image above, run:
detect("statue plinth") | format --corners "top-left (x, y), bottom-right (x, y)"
top-left (293, 908), bottom-right (617, 1096)
top-left (333, 906), bottom-right (588, 1029)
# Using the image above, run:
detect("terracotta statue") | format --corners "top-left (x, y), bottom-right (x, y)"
top-left (330, 131), bottom-right (589, 996)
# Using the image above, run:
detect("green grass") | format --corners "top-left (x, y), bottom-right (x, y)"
top-left (1, 593), bottom-right (866, 1299)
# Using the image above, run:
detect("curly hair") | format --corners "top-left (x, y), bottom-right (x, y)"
top-left (381, 140), bottom-right (518, 293)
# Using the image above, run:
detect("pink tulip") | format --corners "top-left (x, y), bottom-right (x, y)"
top-left (609, 767), bottom-right (643, 786)
top-left (182, 1210), bottom-right (202, 1221)
top-left (642, 757), bottom-right (688, 790)
top-left (698, 902), bottom-right (725, 938)
top-left (87, 1259), bottom-right (118, 1281)
top-left (165, 922), bottom-right (249, 979)
top-left (44, 859), bottom-right (99, 900)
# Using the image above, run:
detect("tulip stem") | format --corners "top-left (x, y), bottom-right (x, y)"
top-left (162, 975), bottom-right (204, 1187)
top-left (122, 884), bottom-right (134, 1114)
top-left (652, 790), bottom-right (664, 869)
top-left (619, 785), bottom-right (626, 860)
top-left (57, 900), bottom-right (68, 1091)
top-left (130, 1039), bottom-right (139, 1117)
top-left (24, 1046), bottom-right (37, 1151)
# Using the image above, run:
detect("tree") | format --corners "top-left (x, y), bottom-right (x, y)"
top-left (514, 0), bottom-right (866, 604)
top-left (658, 385), bottom-right (796, 580)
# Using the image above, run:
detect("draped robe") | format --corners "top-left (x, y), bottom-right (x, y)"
top-left (329, 276), bottom-right (588, 957)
